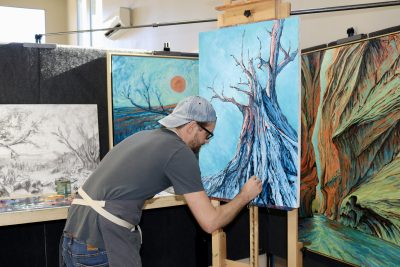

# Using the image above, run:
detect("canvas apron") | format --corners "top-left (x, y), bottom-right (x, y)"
top-left (71, 188), bottom-right (143, 267)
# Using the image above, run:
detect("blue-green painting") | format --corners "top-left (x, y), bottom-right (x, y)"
top-left (110, 54), bottom-right (198, 145)
top-left (199, 17), bottom-right (300, 209)
top-left (300, 31), bottom-right (400, 266)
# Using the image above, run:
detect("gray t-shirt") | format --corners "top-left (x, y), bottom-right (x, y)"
top-left (64, 128), bottom-right (204, 250)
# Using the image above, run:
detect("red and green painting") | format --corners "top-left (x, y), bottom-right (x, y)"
top-left (299, 32), bottom-right (400, 266)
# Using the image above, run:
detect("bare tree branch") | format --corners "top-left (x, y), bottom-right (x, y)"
top-left (154, 90), bottom-right (168, 114)
top-left (231, 54), bottom-right (255, 87)
top-left (265, 27), bottom-right (272, 37)
top-left (256, 36), bottom-right (271, 72)
top-left (277, 49), bottom-right (298, 74)
top-left (138, 73), bottom-right (151, 109)
top-left (230, 85), bottom-right (253, 97)
top-left (0, 144), bottom-right (19, 156)
top-left (120, 73), bottom-right (169, 115)
top-left (208, 82), bottom-right (246, 113)
top-left (52, 127), bottom-right (85, 167)
top-left (0, 117), bottom-right (42, 155)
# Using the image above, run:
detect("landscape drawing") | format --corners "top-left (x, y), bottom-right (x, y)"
top-left (299, 32), bottom-right (400, 266)
top-left (0, 105), bottom-right (99, 199)
top-left (199, 17), bottom-right (300, 208)
top-left (110, 54), bottom-right (198, 146)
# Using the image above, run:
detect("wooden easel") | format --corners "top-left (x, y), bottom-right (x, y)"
top-left (212, 200), bottom-right (260, 267)
top-left (211, 1), bottom-right (300, 266)
top-left (216, 0), bottom-right (291, 28)
top-left (212, 200), bottom-right (300, 267)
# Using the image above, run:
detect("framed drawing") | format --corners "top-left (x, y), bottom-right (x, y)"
top-left (199, 17), bottom-right (301, 209)
top-left (107, 52), bottom-right (198, 208)
top-left (0, 104), bottom-right (99, 215)
top-left (300, 31), bottom-right (400, 266)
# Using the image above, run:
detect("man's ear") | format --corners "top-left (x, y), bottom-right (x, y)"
top-left (185, 121), bottom-right (197, 134)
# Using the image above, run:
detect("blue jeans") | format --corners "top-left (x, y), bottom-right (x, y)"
top-left (62, 234), bottom-right (109, 267)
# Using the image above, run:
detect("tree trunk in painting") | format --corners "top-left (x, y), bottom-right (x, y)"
top-left (203, 20), bottom-right (299, 207)
top-left (301, 33), bottom-right (400, 244)
top-left (300, 51), bottom-right (324, 217)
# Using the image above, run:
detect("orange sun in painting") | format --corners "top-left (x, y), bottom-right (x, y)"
top-left (170, 75), bottom-right (186, 93)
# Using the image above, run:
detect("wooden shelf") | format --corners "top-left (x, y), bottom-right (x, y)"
top-left (0, 195), bottom-right (187, 227)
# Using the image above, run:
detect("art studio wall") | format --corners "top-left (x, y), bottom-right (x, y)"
top-left (1, 0), bottom-right (399, 51)
top-left (0, 0), bottom-right (400, 52)
top-left (88, 0), bottom-right (400, 51)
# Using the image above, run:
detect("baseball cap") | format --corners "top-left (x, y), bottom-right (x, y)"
top-left (158, 96), bottom-right (217, 128)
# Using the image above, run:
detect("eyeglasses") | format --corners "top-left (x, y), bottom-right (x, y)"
top-left (196, 122), bottom-right (214, 140)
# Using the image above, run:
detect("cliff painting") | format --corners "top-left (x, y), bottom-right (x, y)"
top-left (109, 53), bottom-right (198, 146)
top-left (199, 17), bottom-right (300, 208)
top-left (299, 32), bottom-right (400, 266)
top-left (0, 105), bottom-right (99, 199)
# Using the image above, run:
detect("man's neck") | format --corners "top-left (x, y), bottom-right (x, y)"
top-left (167, 127), bottom-right (181, 139)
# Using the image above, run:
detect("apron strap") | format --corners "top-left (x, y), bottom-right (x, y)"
top-left (73, 188), bottom-right (136, 232)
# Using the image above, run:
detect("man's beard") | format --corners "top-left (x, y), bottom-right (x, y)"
top-left (189, 137), bottom-right (202, 155)
top-left (191, 145), bottom-right (201, 154)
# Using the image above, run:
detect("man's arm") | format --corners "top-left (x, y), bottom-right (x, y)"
top-left (183, 176), bottom-right (262, 233)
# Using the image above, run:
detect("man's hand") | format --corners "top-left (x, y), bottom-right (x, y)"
top-left (239, 175), bottom-right (262, 203)
top-left (184, 175), bottom-right (263, 233)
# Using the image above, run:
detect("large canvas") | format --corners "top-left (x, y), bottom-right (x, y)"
top-left (0, 105), bottom-right (99, 199)
top-left (199, 17), bottom-right (300, 208)
top-left (299, 32), bottom-right (400, 266)
top-left (109, 53), bottom-right (198, 146)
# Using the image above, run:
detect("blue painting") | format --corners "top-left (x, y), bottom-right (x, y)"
top-left (199, 17), bottom-right (300, 208)
top-left (110, 54), bottom-right (198, 145)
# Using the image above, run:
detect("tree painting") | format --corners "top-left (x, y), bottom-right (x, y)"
top-left (0, 105), bottom-right (99, 198)
top-left (110, 54), bottom-right (198, 145)
top-left (300, 31), bottom-right (400, 266)
top-left (199, 18), bottom-right (300, 208)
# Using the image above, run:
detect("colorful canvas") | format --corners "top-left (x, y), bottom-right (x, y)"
top-left (199, 17), bottom-right (300, 208)
top-left (299, 32), bottom-right (400, 266)
top-left (0, 105), bottom-right (99, 200)
top-left (110, 53), bottom-right (198, 146)
top-left (0, 195), bottom-right (72, 213)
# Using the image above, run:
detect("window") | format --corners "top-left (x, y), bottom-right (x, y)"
top-left (0, 6), bottom-right (45, 43)
top-left (77, 0), bottom-right (102, 46)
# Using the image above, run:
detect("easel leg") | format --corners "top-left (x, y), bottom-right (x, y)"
top-left (211, 202), bottom-right (260, 267)
top-left (213, 228), bottom-right (227, 267)
top-left (212, 200), bottom-right (226, 267)
top-left (249, 206), bottom-right (259, 267)
top-left (287, 209), bottom-right (298, 267)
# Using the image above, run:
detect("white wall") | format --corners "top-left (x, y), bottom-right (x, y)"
top-left (0, 0), bottom-right (69, 44)
top-left (90, 0), bottom-right (219, 52)
top-left (90, 0), bottom-right (400, 52)
top-left (291, 0), bottom-right (400, 49)
top-left (67, 0), bottom-right (78, 45)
